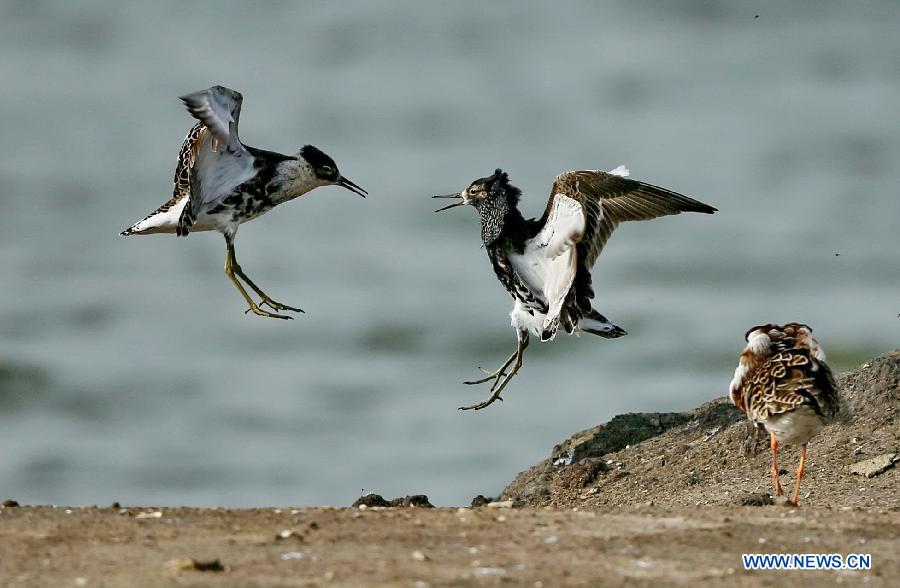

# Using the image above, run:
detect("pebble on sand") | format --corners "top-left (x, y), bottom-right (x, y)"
top-left (848, 453), bottom-right (897, 478)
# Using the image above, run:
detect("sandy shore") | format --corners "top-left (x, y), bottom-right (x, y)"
top-left (1, 504), bottom-right (897, 587)
top-left (3, 353), bottom-right (896, 587)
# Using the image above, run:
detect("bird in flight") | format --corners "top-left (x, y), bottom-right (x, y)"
top-left (729, 323), bottom-right (840, 506)
top-left (120, 85), bottom-right (367, 319)
top-left (435, 166), bottom-right (716, 410)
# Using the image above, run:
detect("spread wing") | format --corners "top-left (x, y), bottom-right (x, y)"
top-left (176, 86), bottom-right (255, 236)
top-left (546, 169), bottom-right (717, 270)
top-left (539, 167), bottom-right (716, 326)
top-left (179, 85), bottom-right (245, 154)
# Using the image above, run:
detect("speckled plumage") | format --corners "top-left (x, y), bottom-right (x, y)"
top-left (119, 85), bottom-right (366, 320)
top-left (435, 166), bottom-right (716, 410)
top-left (119, 123), bottom-right (206, 236)
top-left (729, 323), bottom-right (840, 505)
top-left (730, 323), bottom-right (839, 431)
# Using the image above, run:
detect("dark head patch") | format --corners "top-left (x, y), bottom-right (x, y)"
top-left (300, 145), bottom-right (339, 180)
top-left (473, 168), bottom-right (520, 206)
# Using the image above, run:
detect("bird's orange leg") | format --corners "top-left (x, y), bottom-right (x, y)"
top-left (770, 432), bottom-right (784, 497)
top-left (790, 444), bottom-right (808, 506)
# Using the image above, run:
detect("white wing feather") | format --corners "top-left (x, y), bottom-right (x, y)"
top-left (526, 194), bottom-right (584, 260)
top-left (608, 164), bottom-right (630, 177)
top-left (508, 194), bottom-right (585, 330)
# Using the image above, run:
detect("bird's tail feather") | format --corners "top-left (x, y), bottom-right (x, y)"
top-left (578, 310), bottom-right (627, 339)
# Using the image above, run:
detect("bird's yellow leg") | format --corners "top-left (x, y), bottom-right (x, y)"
top-left (225, 242), bottom-right (293, 320)
top-left (226, 242), bottom-right (304, 316)
top-left (464, 350), bottom-right (517, 386)
top-left (460, 332), bottom-right (529, 411)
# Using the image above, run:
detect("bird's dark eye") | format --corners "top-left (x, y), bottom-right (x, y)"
top-left (320, 165), bottom-right (335, 177)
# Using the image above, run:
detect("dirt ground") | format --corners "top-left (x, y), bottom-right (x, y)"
top-left (1, 504), bottom-right (897, 587)
top-left (1, 352), bottom-right (897, 587)
top-left (501, 351), bottom-right (899, 512)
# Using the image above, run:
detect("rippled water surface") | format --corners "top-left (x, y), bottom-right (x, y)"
top-left (0, 1), bottom-right (897, 506)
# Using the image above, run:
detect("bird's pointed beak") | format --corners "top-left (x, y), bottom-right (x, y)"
top-left (433, 192), bottom-right (465, 213)
top-left (338, 176), bottom-right (367, 198)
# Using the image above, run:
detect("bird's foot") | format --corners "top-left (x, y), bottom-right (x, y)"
top-left (459, 363), bottom-right (517, 410)
top-left (258, 296), bottom-right (305, 314)
top-left (244, 304), bottom-right (293, 320)
top-left (459, 393), bottom-right (504, 411)
top-left (459, 344), bottom-right (524, 411)
top-left (464, 366), bottom-right (508, 389)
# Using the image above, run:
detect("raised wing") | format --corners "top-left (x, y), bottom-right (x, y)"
top-left (176, 86), bottom-right (254, 235)
top-left (527, 193), bottom-right (585, 260)
top-left (179, 85), bottom-right (245, 154)
top-left (546, 169), bottom-right (717, 270)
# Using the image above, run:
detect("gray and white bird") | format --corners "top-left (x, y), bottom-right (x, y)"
top-left (729, 323), bottom-right (840, 506)
top-left (120, 85), bottom-right (367, 320)
top-left (435, 166), bottom-right (716, 410)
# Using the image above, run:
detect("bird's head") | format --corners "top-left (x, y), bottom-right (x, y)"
top-left (298, 145), bottom-right (367, 197)
top-left (432, 168), bottom-right (520, 212)
top-left (433, 169), bottom-right (521, 245)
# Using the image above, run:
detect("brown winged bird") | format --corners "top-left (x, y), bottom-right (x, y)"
top-left (730, 323), bottom-right (840, 505)
top-left (434, 166), bottom-right (716, 410)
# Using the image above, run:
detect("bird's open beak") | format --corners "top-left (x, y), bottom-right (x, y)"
top-left (339, 176), bottom-right (367, 198)
top-left (433, 192), bottom-right (465, 212)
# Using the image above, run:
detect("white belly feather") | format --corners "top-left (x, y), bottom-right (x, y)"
top-left (764, 405), bottom-right (826, 446)
top-left (507, 194), bottom-right (585, 339)
top-left (121, 196), bottom-right (229, 235)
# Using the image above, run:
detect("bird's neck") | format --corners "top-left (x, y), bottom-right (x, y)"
top-left (479, 198), bottom-right (526, 247)
top-left (271, 159), bottom-right (324, 204)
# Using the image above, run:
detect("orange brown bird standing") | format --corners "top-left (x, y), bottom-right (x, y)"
top-left (729, 323), bottom-right (840, 506)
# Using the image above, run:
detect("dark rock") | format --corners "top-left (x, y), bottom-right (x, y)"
top-left (740, 493), bottom-right (774, 507)
top-left (389, 495), bottom-right (434, 508)
top-left (167, 558), bottom-right (225, 572)
top-left (505, 410), bottom-right (699, 504)
top-left (191, 559), bottom-right (225, 572)
top-left (551, 411), bottom-right (694, 466)
top-left (352, 493), bottom-right (390, 508)
top-left (686, 399), bottom-right (745, 432)
top-left (470, 495), bottom-right (490, 508)
top-left (353, 493), bottom-right (433, 508)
